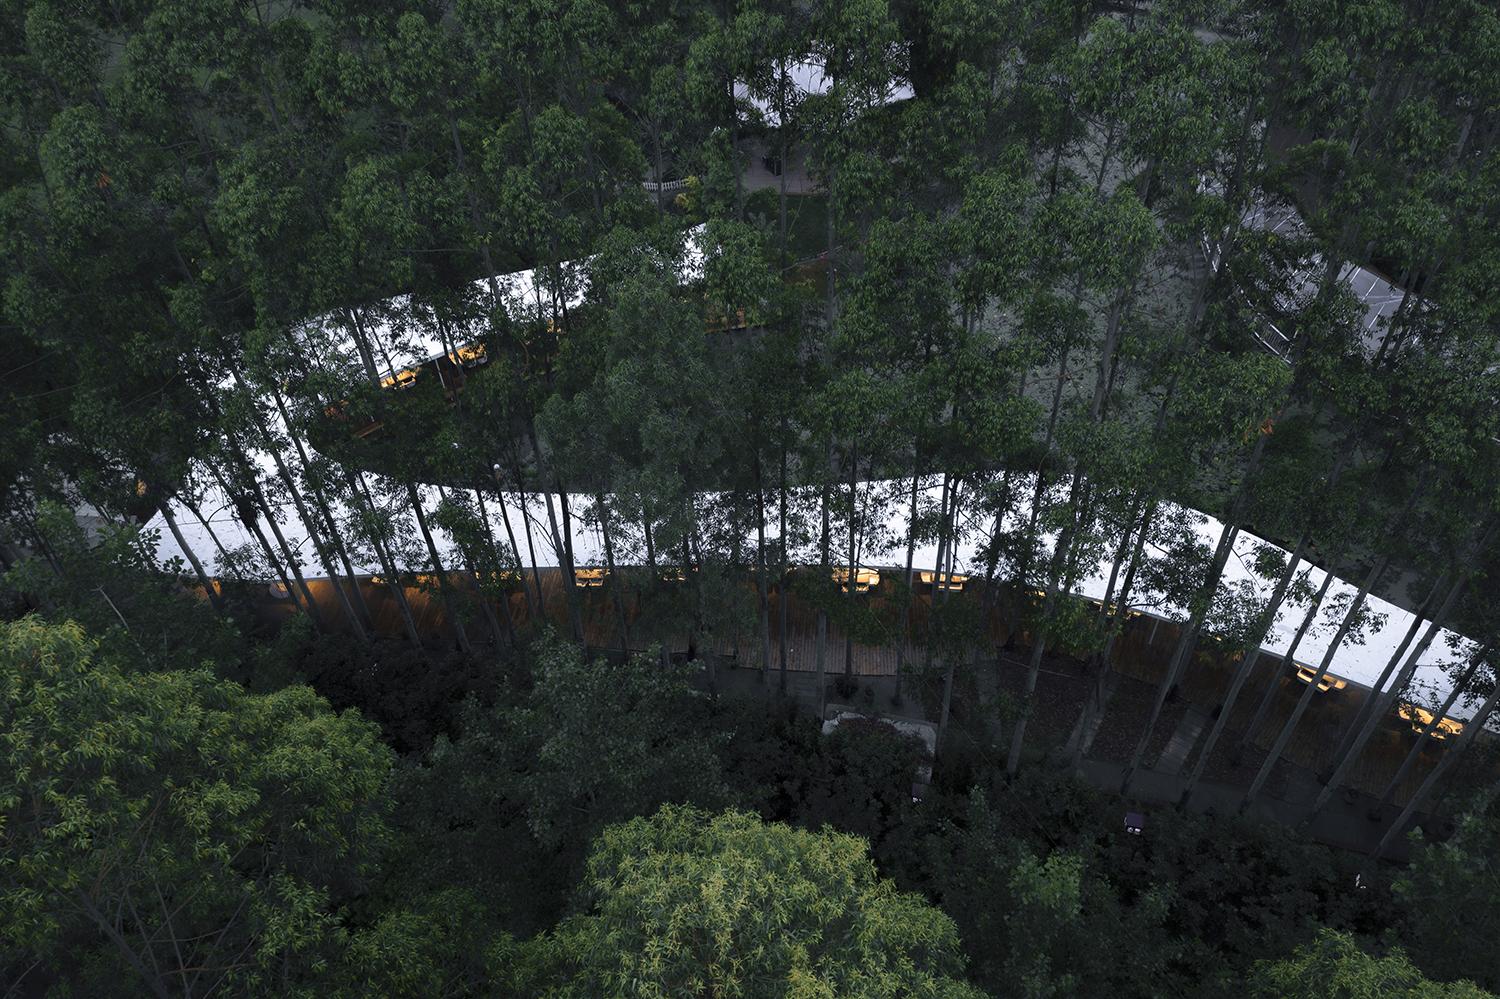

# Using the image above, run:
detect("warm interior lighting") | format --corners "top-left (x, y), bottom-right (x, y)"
top-left (917, 570), bottom-right (968, 591)
top-left (1294, 664), bottom-right (1348, 693)
top-left (379, 367), bottom-right (419, 390)
top-left (575, 567), bottom-right (607, 587)
top-left (450, 342), bottom-right (489, 368)
top-left (1397, 703), bottom-right (1464, 740)
top-left (706, 307), bottom-right (748, 332)
top-left (831, 567), bottom-right (880, 592)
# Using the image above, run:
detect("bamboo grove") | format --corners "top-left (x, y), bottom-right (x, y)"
top-left (3, 0), bottom-right (1500, 922)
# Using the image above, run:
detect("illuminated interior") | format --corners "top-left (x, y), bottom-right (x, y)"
top-left (1294, 664), bottom-right (1349, 693)
top-left (1397, 703), bottom-right (1464, 740)
top-left (379, 367), bottom-right (420, 390)
top-left (449, 342), bottom-right (489, 368)
top-left (917, 570), bottom-right (969, 591)
top-left (831, 567), bottom-right (880, 592)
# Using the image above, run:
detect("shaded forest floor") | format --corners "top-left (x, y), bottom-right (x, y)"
top-left (241, 567), bottom-right (1495, 858)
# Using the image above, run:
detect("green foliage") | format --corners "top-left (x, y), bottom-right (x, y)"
top-left (2, 500), bottom-right (244, 676)
top-left (918, 780), bottom-right (1188, 998)
top-left (0, 616), bottom-right (394, 997)
top-left (3, 0), bottom-right (1500, 994)
top-left (286, 631), bottom-right (503, 755)
top-left (388, 636), bottom-right (729, 933)
top-left (516, 805), bottom-right (987, 998)
top-left (1396, 790), bottom-right (1500, 990)
top-left (1252, 929), bottom-right (1493, 999)
top-left (335, 888), bottom-right (502, 999)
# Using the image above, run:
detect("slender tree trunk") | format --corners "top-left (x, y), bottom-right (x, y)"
top-left (935, 478), bottom-right (968, 742)
top-left (1120, 406), bottom-right (1285, 791)
top-left (927, 472), bottom-right (953, 668)
top-left (1069, 497), bottom-right (1159, 765)
top-left (778, 424), bottom-right (790, 690)
top-left (475, 483), bottom-right (524, 641)
top-left (267, 383), bottom-right (375, 631)
top-left (1373, 644), bottom-right (1491, 813)
top-left (1016, 345), bottom-right (1072, 587)
top-left (207, 463), bottom-right (301, 613)
top-left (755, 453), bottom-right (772, 685)
top-left (1006, 471), bottom-right (1086, 773)
top-left (1308, 550), bottom-right (1488, 817)
top-left (528, 422), bottom-right (583, 643)
top-left (1180, 529), bottom-right (1310, 805)
top-left (897, 458), bottom-right (924, 680)
top-left (350, 471), bottom-right (422, 643)
top-left (463, 543), bottom-right (507, 649)
top-left (1371, 677), bottom-right (1500, 860)
top-left (1120, 521), bottom-right (1241, 792)
top-left (843, 443), bottom-right (859, 679)
top-left (815, 446), bottom-right (833, 717)
top-left (237, 374), bottom-right (367, 641)
top-left (159, 500), bottom-right (224, 614)
top-left (181, 496), bottom-right (231, 569)
top-left (1237, 566), bottom-right (1335, 758)
top-left (1244, 489), bottom-right (1436, 807)
top-left (254, 485), bottom-right (327, 631)
top-left (1319, 573), bottom-right (1447, 780)
top-left (1240, 550), bottom-right (1397, 807)
top-left (596, 492), bottom-right (630, 653)
top-left (408, 482), bottom-right (473, 654)
top-left (504, 458), bottom-right (549, 625)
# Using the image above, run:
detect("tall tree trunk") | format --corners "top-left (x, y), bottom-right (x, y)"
top-left (1243, 488), bottom-right (1435, 807)
top-left (843, 443), bottom-right (860, 680)
top-left (778, 423), bottom-right (790, 690)
top-left (1006, 471), bottom-right (1086, 773)
top-left (234, 454), bottom-right (326, 633)
top-left (475, 482), bottom-right (525, 641)
top-left (1370, 677), bottom-right (1500, 860)
top-left (554, 490), bottom-right (585, 643)
top-left (1372, 644), bottom-right (1491, 814)
top-left (1120, 521), bottom-right (1241, 793)
top-left (1237, 566), bottom-right (1336, 758)
top-left (1318, 572), bottom-right (1448, 781)
top-left (815, 445), bottom-right (833, 718)
top-left (207, 463), bottom-right (302, 615)
top-left (236, 373), bottom-right (367, 641)
top-left (267, 383), bottom-right (376, 631)
top-left (935, 478), bottom-right (968, 742)
top-left (1120, 409), bottom-right (1283, 791)
top-left (407, 482), bottom-right (473, 654)
top-left (528, 422), bottom-right (583, 643)
top-left (1016, 345), bottom-right (1072, 587)
top-left (1069, 497), bottom-right (1159, 765)
top-left (596, 492), bottom-right (630, 653)
top-left (926, 472), bottom-right (953, 670)
top-left (350, 471), bottom-right (422, 644)
top-left (504, 456), bottom-right (549, 625)
top-left (181, 496), bottom-right (232, 570)
top-left (159, 500), bottom-right (224, 614)
top-left (755, 452), bottom-right (772, 685)
top-left (896, 457), bottom-right (924, 681)
top-left (1307, 554), bottom-right (1487, 818)
top-left (1240, 550), bottom-right (1397, 807)
top-left (1179, 529), bottom-right (1310, 805)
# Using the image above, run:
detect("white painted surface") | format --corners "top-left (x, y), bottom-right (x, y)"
top-left (149, 471), bottom-right (1476, 719)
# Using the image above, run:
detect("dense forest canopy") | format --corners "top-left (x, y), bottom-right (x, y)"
top-left (3, 0), bottom-right (1500, 995)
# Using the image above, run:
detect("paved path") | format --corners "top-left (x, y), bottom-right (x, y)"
top-left (710, 665), bottom-right (1430, 863)
top-left (1078, 758), bottom-right (1419, 861)
top-left (1154, 707), bottom-right (1209, 775)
